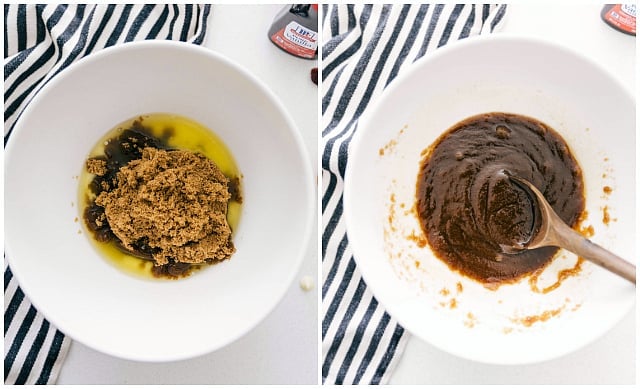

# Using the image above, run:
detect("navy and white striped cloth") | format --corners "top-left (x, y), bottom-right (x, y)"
top-left (321, 4), bottom-right (507, 384)
top-left (4, 4), bottom-right (210, 384)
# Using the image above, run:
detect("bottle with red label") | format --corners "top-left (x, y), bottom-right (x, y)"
top-left (601, 4), bottom-right (636, 36)
top-left (268, 4), bottom-right (318, 59)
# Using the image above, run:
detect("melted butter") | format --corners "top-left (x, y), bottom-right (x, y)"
top-left (78, 113), bottom-right (242, 280)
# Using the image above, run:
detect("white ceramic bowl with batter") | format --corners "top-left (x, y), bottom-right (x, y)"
top-left (345, 35), bottom-right (635, 365)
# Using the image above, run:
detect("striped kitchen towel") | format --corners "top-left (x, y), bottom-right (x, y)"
top-left (4, 4), bottom-right (210, 384)
top-left (321, 4), bottom-right (507, 384)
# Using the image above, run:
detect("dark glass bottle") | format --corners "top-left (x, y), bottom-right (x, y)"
top-left (268, 4), bottom-right (319, 59)
top-left (601, 4), bottom-right (636, 36)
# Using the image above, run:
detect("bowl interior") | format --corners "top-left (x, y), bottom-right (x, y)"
top-left (5, 41), bottom-right (314, 361)
top-left (345, 35), bottom-right (635, 364)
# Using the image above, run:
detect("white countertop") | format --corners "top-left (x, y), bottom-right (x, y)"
top-left (57, 5), bottom-right (318, 384)
top-left (389, 3), bottom-right (636, 385)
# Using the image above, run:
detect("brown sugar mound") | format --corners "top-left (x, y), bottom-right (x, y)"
top-left (95, 147), bottom-right (235, 265)
top-left (86, 158), bottom-right (107, 176)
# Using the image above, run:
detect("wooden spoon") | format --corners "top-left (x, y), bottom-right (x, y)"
top-left (503, 175), bottom-right (635, 284)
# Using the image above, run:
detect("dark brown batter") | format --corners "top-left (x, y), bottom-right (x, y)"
top-left (416, 112), bottom-right (585, 284)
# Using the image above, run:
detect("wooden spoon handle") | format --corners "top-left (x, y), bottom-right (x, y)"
top-left (579, 239), bottom-right (636, 283)
top-left (554, 221), bottom-right (636, 284)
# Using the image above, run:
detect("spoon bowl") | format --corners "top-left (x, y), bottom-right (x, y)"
top-left (506, 176), bottom-right (635, 284)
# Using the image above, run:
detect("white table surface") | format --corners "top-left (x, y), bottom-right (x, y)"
top-left (57, 5), bottom-right (318, 384)
top-left (389, 3), bottom-right (636, 385)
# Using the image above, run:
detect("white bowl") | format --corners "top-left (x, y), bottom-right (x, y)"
top-left (345, 35), bottom-right (635, 365)
top-left (5, 41), bottom-right (314, 361)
